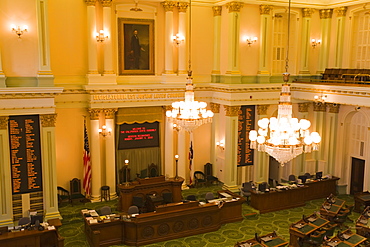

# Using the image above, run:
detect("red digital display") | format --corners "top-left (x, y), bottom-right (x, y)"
top-left (118, 122), bottom-right (159, 149)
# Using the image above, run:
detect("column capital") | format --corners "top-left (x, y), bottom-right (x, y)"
top-left (104, 108), bottom-right (118, 119)
top-left (85, 0), bottom-right (96, 6)
top-left (161, 1), bottom-right (177, 12)
top-left (335, 7), bottom-right (348, 17)
top-left (210, 103), bottom-right (220, 113)
top-left (177, 2), bottom-right (188, 12)
top-left (226, 2), bottom-right (244, 13)
top-left (0, 116), bottom-right (8, 129)
top-left (212, 6), bottom-right (222, 16)
top-left (89, 108), bottom-right (103, 120)
top-left (302, 8), bottom-right (315, 18)
top-left (313, 102), bottom-right (327, 112)
top-left (257, 105), bottom-right (269, 115)
top-left (328, 103), bottom-right (340, 113)
top-left (259, 5), bottom-right (273, 15)
top-left (319, 9), bottom-right (333, 19)
top-left (99, 0), bottom-right (112, 7)
top-left (298, 102), bottom-right (310, 112)
top-left (224, 105), bottom-right (240, 117)
top-left (40, 114), bottom-right (57, 127)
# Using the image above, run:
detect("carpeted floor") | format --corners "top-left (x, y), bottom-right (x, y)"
top-left (58, 185), bottom-right (357, 247)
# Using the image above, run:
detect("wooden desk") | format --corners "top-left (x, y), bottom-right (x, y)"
top-left (304, 177), bottom-right (339, 201)
top-left (84, 190), bottom-right (244, 246)
top-left (289, 213), bottom-right (329, 247)
top-left (250, 186), bottom-right (307, 213)
top-left (355, 213), bottom-right (370, 238)
top-left (117, 176), bottom-right (184, 212)
top-left (354, 191), bottom-right (370, 213)
top-left (235, 232), bottom-right (288, 247)
top-left (0, 228), bottom-right (64, 247)
top-left (324, 229), bottom-right (367, 247)
top-left (320, 198), bottom-right (346, 220)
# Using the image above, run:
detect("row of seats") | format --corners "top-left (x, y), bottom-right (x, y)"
top-left (322, 68), bottom-right (370, 82)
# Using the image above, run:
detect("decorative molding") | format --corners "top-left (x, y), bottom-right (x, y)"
top-left (161, 1), bottom-right (176, 12)
top-left (212, 6), bottom-right (222, 16)
top-left (210, 103), bottom-right (220, 114)
top-left (335, 7), bottom-right (347, 17)
top-left (313, 102), bottom-right (327, 112)
top-left (319, 9), bottom-right (333, 19)
top-left (89, 108), bottom-right (103, 120)
top-left (226, 2), bottom-right (244, 13)
top-left (260, 5), bottom-right (273, 15)
top-left (104, 108), bottom-right (118, 119)
top-left (328, 103), bottom-right (340, 113)
top-left (40, 114), bottom-right (57, 127)
top-left (0, 116), bottom-right (9, 130)
top-left (257, 105), bottom-right (269, 115)
top-left (298, 102), bottom-right (310, 112)
top-left (99, 0), bottom-right (112, 7)
top-left (85, 0), bottom-right (96, 6)
top-left (302, 8), bottom-right (315, 18)
top-left (224, 106), bottom-right (240, 117)
top-left (177, 2), bottom-right (188, 12)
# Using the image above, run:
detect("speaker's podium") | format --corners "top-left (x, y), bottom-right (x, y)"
top-left (117, 176), bottom-right (184, 213)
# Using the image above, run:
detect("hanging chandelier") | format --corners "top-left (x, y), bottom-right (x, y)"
top-left (248, 0), bottom-right (321, 166)
top-left (166, 71), bottom-right (214, 133)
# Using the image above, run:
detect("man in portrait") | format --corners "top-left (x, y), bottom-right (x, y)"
top-left (130, 29), bottom-right (145, 69)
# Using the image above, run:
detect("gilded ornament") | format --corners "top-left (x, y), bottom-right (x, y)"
top-left (260, 5), bottom-right (273, 15)
top-left (161, 1), bottom-right (176, 12)
top-left (335, 7), bottom-right (347, 17)
top-left (40, 114), bottom-right (57, 128)
top-left (224, 106), bottom-right (240, 117)
top-left (210, 103), bottom-right (220, 114)
top-left (104, 108), bottom-right (118, 119)
top-left (85, 0), bottom-right (96, 6)
top-left (89, 108), bottom-right (103, 120)
top-left (177, 2), bottom-right (188, 12)
top-left (226, 2), bottom-right (244, 13)
top-left (212, 6), bottom-right (222, 16)
top-left (298, 102), bottom-right (310, 112)
top-left (257, 105), bottom-right (269, 115)
top-left (319, 9), bottom-right (333, 19)
top-left (0, 116), bottom-right (9, 130)
top-left (302, 8), bottom-right (315, 18)
top-left (313, 102), bottom-right (326, 112)
top-left (328, 103), bottom-right (340, 113)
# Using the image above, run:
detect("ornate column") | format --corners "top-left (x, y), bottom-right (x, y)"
top-left (326, 103), bottom-right (340, 175)
top-left (317, 9), bottom-right (333, 74)
top-left (334, 7), bottom-right (347, 67)
top-left (258, 5), bottom-right (273, 83)
top-left (85, 0), bottom-right (99, 75)
top-left (40, 114), bottom-right (61, 220)
top-left (100, 0), bottom-right (116, 81)
top-left (212, 6), bottom-right (222, 77)
top-left (299, 8), bottom-right (315, 74)
top-left (164, 106), bottom-right (175, 179)
top-left (177, 2), bottom-right (188, 74)
top-left (0, 48), bottom-right (5, 87)
top-left (225, 2), bottom-right (243, 83)
top-left (177, 129), bottom-right (188, 189)
top-left (162, 1), bottom-right (176, 74)
top-left (103, 108), bottom-right (117, 199)
top-left (312, 102), bottom-right (326, 171)
top-left (210, 103), bottom-right (220, 167)
top-left (254, 105), bottom-right (270, 183)
top-left (36, 0), bottom-right (54, 86)
top-left (0, 117), bottom-right (13, 226)
top-left (88, 108), bottom-right (102, 201)
top-left (297, 103), bottom-right (310, 174)
top-left (222, 106), bottom-right (240, 192)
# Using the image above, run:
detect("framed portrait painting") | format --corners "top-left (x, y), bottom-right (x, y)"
top-left (118, 18), bottom-right (155, 75)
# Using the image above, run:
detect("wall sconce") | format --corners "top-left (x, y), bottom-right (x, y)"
top-left (244, 36), bottom-right (258, 47)
top-left (173, 123), bottom-right (181, 132)
top-left (314, 94), bottom-right (327, 102)
top-left (311, 39), bottom-right (321, 48)
top-left (98, 125), bottom-right (112, 137)
top-left (96, 30), bottom-right (108, 42)
top-left (11, 25), bottom-right (28, 38)
top-left (172, 34), bottom-right (185, 46)
top-left (216, 140), bottom-right (225, 150)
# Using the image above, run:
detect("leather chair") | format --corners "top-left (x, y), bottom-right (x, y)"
top-left (132, 196), bottom-right (145, 213)
top-left (205, 192), bottom-right (214, 203)
top-left (18, 217), bottom-right (31, 227)
top-left (288, 174), bottom-right (297, 183)
top-left (162, 192), bottom-right (173, 204)
top-left (70, 178), bottom-right (90, 205)
top-left (186, 195), bottom-right (197, 201)
top-left (204, 163), bottom-right (219, 185)
top-left (99, 206), bottom-right (112, 215)
top-left (128, 206), bottom-right (139, 215)
top-left (57, 186), bottom-right (70, 205)
top-left (240, 182), bottom-right (252, 204)
top-left (148, 163), bottom-right (159, 177)
top-left (194, 171), bottom-right (206, 187)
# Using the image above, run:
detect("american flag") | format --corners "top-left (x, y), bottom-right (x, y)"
top-left (189, 140), bottom-right (194, 185)
top-left (83, 120), bottom-right (92, 196)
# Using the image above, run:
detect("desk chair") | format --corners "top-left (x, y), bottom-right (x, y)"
top-left (194, 171), bottom-right (206, 187)
top-left (70, 178), bottom-right (90, 204)
top-left (186, 195), bottom-right (197, 201)
top-left (288, 174), bottom-right (297, 183)
top-left (128, 206), bottom-right (139, 215)
top-left (240, 182), bottom-right (252, 204)
top-left (99, 206), bottom-right (112, 215)
top-left (204, 163), bottom-right (219, 185)
top-left (205, 192), bottom-right (214, 203)
top-left (162, 192), bottom-right (173, 204)
top-left (18, 217), bottom-right (31, 227)
top-left (132, 196), bottom-right (145, 213)
top-left (57, 186), bottom-right (70, 205)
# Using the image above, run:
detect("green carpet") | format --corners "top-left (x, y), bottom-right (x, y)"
top-left (58, 185), bottom-right (357, 247)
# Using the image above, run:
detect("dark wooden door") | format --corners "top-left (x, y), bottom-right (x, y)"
top-left (350, 157), bottom-right (365, 195)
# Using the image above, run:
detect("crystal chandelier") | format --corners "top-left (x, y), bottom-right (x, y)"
top-left (248, 0), bottom-right (321, 166)
top-left (166, 71), bottom-right (214, 133)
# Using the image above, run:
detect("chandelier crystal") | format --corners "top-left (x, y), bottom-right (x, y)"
top-left (248, 73), bottom-right (321, 166)
top-left (166, 72), bottom-right (213, 133)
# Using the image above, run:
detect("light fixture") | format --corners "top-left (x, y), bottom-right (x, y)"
top-left (248, 0), bottom-right (321, 166)
top-left (311, 39), bottom-right (321, 48)
top-left (244, 36), bottom-right (258, 46)
top-left (130, 0), bottom-right (143, 12)
top-left (11, 25), bottom-right (28, 38)
top-left (98, 125), bottom-right (112, 137)
top-left (314, 93), bottom-right (327, 102)
top-left (124, 160), bottom-right (130, 186)
top-left (96, 30), bottom-right (108, 42)
top-left (173, 34), bottom-right (185, 46)
top-left (175, 155), bottom-right (179, 180)
top-left (216, 140), bottom-right (225, 150)
top-left (166, 0), bottom-right (214, 133)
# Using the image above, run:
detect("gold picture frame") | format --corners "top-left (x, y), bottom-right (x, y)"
top-left (118, 18), bottom-right (155, 75)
